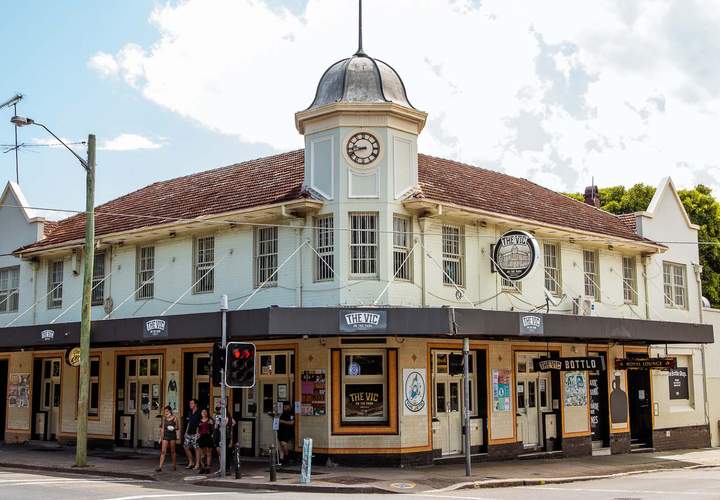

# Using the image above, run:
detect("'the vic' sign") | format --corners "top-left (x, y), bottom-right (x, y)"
top-left (340, 310), bottom-right (388, 333)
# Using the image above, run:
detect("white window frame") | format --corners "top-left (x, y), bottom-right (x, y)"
top-left (442, 225), bottom-right (464, 287)
top-left (136, 246), bottom-right (155, 300)
top-left (393, 215), bottom-right (412, 281)
top-left (255, 226), bottom-right (279, 287)
top-left (583, 249), bottom-right (600, 301)
top-left (622, 256), bottom-right (638, 305)
top-left (193, 236), bottom-right (215, 294)
top-left (314, 215), bottom-right (334, 282)
top-left (543, 243), bottom-right (561, 295)
top-left (91, 252), bottom-right (106, 306)
top-left (0, 266), bottom-right (19, 313)
top-left (341, 350), bottom-right (387, 423)
top-left (48, 259), bottom-right (64, 309)
top-left (349, 212), bottom-right (379, 278)
top-left (663, 262), bottom-right (688, 309)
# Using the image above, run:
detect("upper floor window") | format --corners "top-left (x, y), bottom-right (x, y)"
top-left (442, 225), bottom-right (464, 286)
top-left (393, 215), bottom-right (412, 281)
top-left (583, 250), bottom-right (600, 300)
top-left (47, 259), bottom-right (64, 309)
top-left (350, 213), bottom-right (378, 277)
top-left (0, 266), bottom-right (19, 313)
top-left (544, 243), bottom-right (561, 295)
top-left (622, 256), bottom-right (638, 305)
top-left (502, 276), bottom-right (521, 293)
top-left (663, 262), bottom-right (687, 309)
top-left (256, 226), bottom-right (278, 286)
top-left (91, 252), bottom-right (106, 306)
top-left (314, 216), bottom-right (334, 282)
top-left (136, 246), bottom-right (155, 300)
top-left (193, 236), bottom-right (215, 294)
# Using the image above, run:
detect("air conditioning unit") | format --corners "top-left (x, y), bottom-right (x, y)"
top-left (572, 297), bottom-right (596, 316)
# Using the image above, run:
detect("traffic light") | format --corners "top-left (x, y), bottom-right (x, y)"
top-left (225, 342), bottom-right (256, 388)
top-left (210, 342), bottom-right (224, 387)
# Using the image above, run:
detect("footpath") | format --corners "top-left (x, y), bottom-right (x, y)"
top-left (0, 443), bottom-right (718, 494)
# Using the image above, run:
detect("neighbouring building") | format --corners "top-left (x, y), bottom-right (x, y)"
top-left (0, 22), bottom-right (714, 466)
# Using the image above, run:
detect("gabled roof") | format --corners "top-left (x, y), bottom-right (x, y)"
top-left (18, 150), bottom-right (656, 253)
top-left (642, 176), bottom-right (699, 230)
top-left (0, 181), bottom-right (44, 223)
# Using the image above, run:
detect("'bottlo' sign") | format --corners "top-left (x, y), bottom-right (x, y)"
top-left (493, 230), bottom-right (539, 281)
top-left (534, 356), bottom-right (606, 372)
top-left (615, 357), bottom-right (676, 370)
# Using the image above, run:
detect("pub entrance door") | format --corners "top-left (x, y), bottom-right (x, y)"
top-left (125, 355), bottom-right (163, 447)
top-left (256, 350), bottom-right (294, 455)
top-left (627, 357), bottom-right (652, 447)
top-left (432, 350), bottom-right (476, 456)
top-left (515, 352), bottom-right (552, 449)
top-left (40, 358), bottom-right (62, 440)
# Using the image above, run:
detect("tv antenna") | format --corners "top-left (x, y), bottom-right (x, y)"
top-left (1, 94), bottom-right (24, 184)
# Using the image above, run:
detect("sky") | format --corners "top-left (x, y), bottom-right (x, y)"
top-left (1, 0), bottom-right (720, 219)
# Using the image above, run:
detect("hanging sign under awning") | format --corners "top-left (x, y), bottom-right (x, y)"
top-left (615, 357), bottom-right (676, 370)
top-left (533, 356), bottom-right (606, 372)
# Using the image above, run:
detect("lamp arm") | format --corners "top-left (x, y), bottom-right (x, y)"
top-left (34, 122), bottom-right (89, 170)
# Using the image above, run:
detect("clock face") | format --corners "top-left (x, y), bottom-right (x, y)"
top-left (346, 132), bottom-right (380, 166)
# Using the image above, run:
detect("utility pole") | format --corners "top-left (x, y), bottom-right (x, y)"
top-left (220, 294), bottom-right (229, 477)
top-left (463, 337), bottom-right (471, 476)
top-left (76, 134), bottom-right (96, 467)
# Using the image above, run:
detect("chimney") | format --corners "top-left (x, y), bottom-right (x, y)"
top-left (584, 185), bottom-right (600, 208)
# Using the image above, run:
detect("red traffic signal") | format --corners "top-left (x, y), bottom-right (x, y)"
top-left (225, 342), bottom-right (256, 388)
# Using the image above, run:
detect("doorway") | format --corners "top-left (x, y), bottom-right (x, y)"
top-left (515, 352), bottom-right (552, 449)
top-left (124, 355), bottom-right (163, 447)
top-left (627, 356), bottom-right (652, 446)
top-left (38, 358), bottom-right (62, 441)
top-left (0, 359), bottom-right (7, 441)
top-left (257, 351), bottom-right (294, 454)
top-left (588, 351), bottom-right (609, 449)
top-left (431, 350), bottom-right (478, 456)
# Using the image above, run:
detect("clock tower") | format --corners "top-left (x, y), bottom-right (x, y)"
top-left (295, 1), bottom-right (427, 304)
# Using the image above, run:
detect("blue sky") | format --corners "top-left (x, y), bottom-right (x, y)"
top-left (2, 0), bottom-right (720, 219)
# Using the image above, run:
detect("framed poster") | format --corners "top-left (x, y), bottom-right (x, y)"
top-left (668, 368), bottom-right (689, 400)
top-left (166, 371), bottom-right (179, 412)
top-left (492, 369), bottom-right (511, 412)
top-left (8, 373), bottom-right (30, 408)
top-left (564, 371), bottom-right (588, 407)
top-left (301, 370), bottom-right (326, 416)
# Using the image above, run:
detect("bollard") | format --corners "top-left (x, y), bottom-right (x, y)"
top-left (269, 444), bottom-right (277, 482)
top-left (234, 443), bottom-right (242, 479)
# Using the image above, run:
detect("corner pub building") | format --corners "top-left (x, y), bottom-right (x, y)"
top-left (0, 23), bottom-right (714, 467)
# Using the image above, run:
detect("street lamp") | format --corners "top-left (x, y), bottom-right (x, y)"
top-left (12, 116), bottom-right (95, 468)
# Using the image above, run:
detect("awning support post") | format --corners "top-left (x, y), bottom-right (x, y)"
top-left (463, 336), bottom-right (471, 477)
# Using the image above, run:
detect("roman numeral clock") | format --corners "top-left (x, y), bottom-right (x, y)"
top-left (346, 132), bottom-right (380, 166)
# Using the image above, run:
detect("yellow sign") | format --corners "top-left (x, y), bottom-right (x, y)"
top-left (66, 347), bottom-right (81, 367)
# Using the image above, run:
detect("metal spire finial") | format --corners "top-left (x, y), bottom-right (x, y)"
top-left (356, 0), bottom-right (366, 55)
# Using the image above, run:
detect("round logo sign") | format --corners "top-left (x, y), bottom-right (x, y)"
top-left (348, 362), bottom-right (361, 376)
top-left (404, 370), bottom-right (426, 413)
top-left (66, 347), bottom-right (81, 367)
top-left (493, 230), bottom-right (539, 281)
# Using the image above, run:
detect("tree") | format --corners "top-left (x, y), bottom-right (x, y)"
top-left (569, 183), bottom-right (720, 307)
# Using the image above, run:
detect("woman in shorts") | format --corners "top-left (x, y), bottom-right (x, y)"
top-left (156, 405), bottom-right (179, 472)
top-left (196, 408), bottom-right (214, 474)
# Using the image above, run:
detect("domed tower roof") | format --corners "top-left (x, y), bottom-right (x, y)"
top-left (306, 53), bottom-right (416, 111)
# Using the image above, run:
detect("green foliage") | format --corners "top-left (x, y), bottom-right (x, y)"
top-left (570, 183), bottom-right (720, 307)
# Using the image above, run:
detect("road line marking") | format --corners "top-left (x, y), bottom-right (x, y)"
top-left (523, 485), bottom-right (712, 495)
top-left (101, 493), bottom-right (240, 500)
top-left (415, 494), bottom-right (503, 500)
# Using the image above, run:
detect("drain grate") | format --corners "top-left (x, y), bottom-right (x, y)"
top-left (323, 476), bottom-right (380, 485)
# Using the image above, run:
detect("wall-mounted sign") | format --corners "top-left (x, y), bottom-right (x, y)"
top-left (344, 384), bottom-right (384, 418)
top-left (403, 368), bottom-right (427, 415)
top-left (339, 310), bottom-right (387, 333)
top-left (519, 314), bottom-right (544, 336)
top-left (301, 370), bottom-right (326, 416)
top-left (616, 357), bottom-right (676, 370)
top-left (534, 356), bottom-right (606, 372)
top-left (65, 347), bottom-right (81, 367)
top-left (492, 369), bottom-right (511, 412)
top-left (143, 318), bottom-right (168, 339)
top-left (493, 230), bottom-right (539, 281)
top-left (40, 329), bottom-right (55, 342)
top-left (668, 368), bottom-right (689, 400)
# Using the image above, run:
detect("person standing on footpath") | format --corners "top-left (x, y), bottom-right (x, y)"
top-left (278, 401), bottom-right (295, 465)
top-left (156, 405), bottom-right (179, 472)
top-left (213, 405), bottom-right (236, 473)
top-left (183, 399), bottom-right (202, 470)
top-left (197, 409), bottom-right (214, 474)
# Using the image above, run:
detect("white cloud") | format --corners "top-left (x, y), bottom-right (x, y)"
top-left (88, 0), bottom-right (720, 193)
top-left (101, 134), bottom-right (162, 151)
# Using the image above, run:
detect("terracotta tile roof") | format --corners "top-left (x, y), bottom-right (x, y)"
top-left (42, 221), bottom-right (59, 237)
top-left (616, 213), bottom-right (638, 232)
top-left (415, 154), bottom-right (649, 244)
top-left (21, 149), bottom-right (655, 252)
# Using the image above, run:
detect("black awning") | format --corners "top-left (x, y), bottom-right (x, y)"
top-left (0, 307), bottom-right (712, 350)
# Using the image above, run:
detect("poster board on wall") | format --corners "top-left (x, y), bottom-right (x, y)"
top-left (8, 373), bottom-right (30, 408)
top-left (492, 369), bottom-right (511, 412)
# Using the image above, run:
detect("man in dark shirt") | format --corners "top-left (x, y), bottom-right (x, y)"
top-left (278, 401), bottom-right (295, 465)
top-left (183, 398), bottom-right (202, 469)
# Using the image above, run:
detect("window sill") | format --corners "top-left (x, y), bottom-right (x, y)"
top-left (191, 290), bottom-right (215, 295)
top-left (254, 282), bottom-right (278, 289)
top-left (349, 275), bottom-right (379, 280)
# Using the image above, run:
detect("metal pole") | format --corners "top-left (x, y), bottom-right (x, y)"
top-left (463, 337), bottom-right (471, 476)
top-left (76, 134), bottom-right (95, 467)
top-left (13, 103), bottom-right (19, 184)
top-left (220, 294), bottom-right (228, 477)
